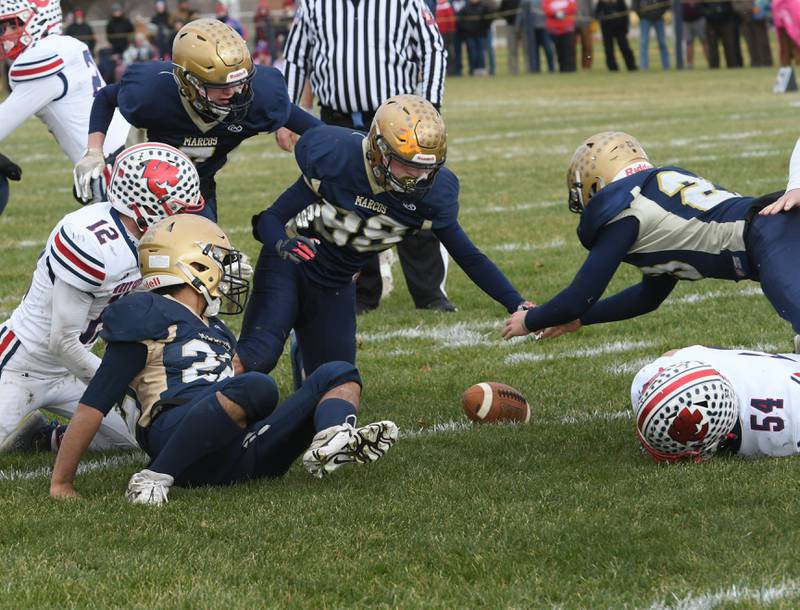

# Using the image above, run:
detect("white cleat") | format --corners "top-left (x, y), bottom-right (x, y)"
top-left (125, 469), bottom-right (174, 506)
top-left (0, 411), bottom-right (49, 454)
top-left (303, 420), bottom-right (399, 478)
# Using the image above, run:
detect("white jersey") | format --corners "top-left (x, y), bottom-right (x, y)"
top-left (632, 345), bottom-right (800, 458)
top-left (0, 35), bottom-right (129, 162)
top-left (4, 203), bottom-right (141, 374)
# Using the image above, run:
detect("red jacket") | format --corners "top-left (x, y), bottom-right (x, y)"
top-left (436, 0), bottom-right (457, 34)
top-left (543, 0), bottom-right (577, 34)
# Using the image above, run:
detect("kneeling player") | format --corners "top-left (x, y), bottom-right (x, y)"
top-left (632, 346), bottom-right (800, 461)
top-left (50, 215), bottom-right (398, 505)
top-left (0, 142), bottom-right (202, 453)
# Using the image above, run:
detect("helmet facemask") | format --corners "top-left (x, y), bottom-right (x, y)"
top-left (373, 134), bottom-right (444, 201)
top-left (179, 67), bottom-right (255, 123)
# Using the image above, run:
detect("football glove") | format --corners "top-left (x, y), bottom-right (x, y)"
top-left (0, 153), bottom-right (21, 181)
top-left (276, 236), bottom-right (319, 263)
top-left (73, 148), bottom-right (106, 204)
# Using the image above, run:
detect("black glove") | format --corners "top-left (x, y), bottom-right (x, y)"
top-left (276, 236), bottom-right (319, 263)
top-left (0, 153), bottom-right (21, 181)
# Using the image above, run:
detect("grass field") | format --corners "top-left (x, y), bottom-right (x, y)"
top-left (2, 66), bottom-right (800, 609)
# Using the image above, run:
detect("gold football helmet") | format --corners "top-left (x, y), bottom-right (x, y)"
top-left (139, 215), bottom-right (249, 316)
top-left (366, 94), bottom-right (446, 199)
top-left (172, 18), bottom-right (255, 123)
top-left (566, 132), bottom-right (651, 213)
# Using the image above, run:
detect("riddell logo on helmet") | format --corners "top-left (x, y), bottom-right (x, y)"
top-left (668, 407), bottom-right (709, 443)
top-left (143, 277), bottom-right (161, 289)
top-left (226, 68), bottom-right (248, 83)
top-left (625, 163), bottom-right (651, 176)
top-left (412, 153), bottom-right (437, 164)
top-left (142, 160), bottom-right (180, 199)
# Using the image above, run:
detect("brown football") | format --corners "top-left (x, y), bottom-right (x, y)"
top-left (461, 382), bottom-right (531, 424)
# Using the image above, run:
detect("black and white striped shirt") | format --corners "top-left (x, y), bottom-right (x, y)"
top-left (283, 0), bottom-right (446, 113)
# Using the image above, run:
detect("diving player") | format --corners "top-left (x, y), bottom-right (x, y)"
top-left (0, 0), bottom-right (130, 204)
top-left (0, 142), bottom-right (203, 453)
top-left (502, 131), bottom-right (791, 343)
top-left (234, 94), bottom-right (528, 377)
top-left (632, 346), bottom-right (800, 461)
top-left (49, 215), bottom-right (398, 505)
top-left (73, 18), bottom-right (321, 221)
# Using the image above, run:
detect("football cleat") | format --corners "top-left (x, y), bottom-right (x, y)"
top-left (303, 420), bottom-right (399, 478)
top-left (125, 469), bottom-right (174, 506)
top-left (0, 411), bottom-right (57, 453)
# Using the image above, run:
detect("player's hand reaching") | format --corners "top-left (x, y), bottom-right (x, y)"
top-left (0, 153), bottom-right (22, 181)
top-left (759, 188), bottom-right (800, 215)
top-left (73, 148), bottom-right (106, 203)
top-left (50, 482), bottom-right (81, 500)
top-left (538, 319), bottom-right (582, 340)
top-left (502, 309), bottom-right (531, 340)
top-left (276, 236), bottom-right (319, 263)
top-left (275, 127), bottom-right (299, 152)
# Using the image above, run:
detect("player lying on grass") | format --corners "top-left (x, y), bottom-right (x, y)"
top-left (632, 346), bottom-right (800, 461)
top-left (50, 214), bottom-right (398, 505)
top-left (502, 131), bottom-right (791, 345)
top-left (0, 0), bottom-right (129, 206)
top-left (762, 136), bottom-right (800, 214)
top-left (0, 143), bottom-right (202, 454)
top-left (234, 94), bottom-right (530, 378)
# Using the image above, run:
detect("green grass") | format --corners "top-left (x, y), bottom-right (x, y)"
top-left (2, 67), bottom-right (800, 609)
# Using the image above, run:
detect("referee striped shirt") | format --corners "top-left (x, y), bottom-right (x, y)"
top-left (283, 0), bottom-right (447, 113)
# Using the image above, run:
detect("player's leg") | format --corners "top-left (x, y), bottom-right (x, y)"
top-left (237, 247), bottom-right (302, 374)
top-left (747, 211), bottom-right (800, 336)
top-left (398, 231), bottom-right (455, 311)
top-left (294, 279), bottom-right (358, 376)
top-left (0, 348), bottom-right (50, 452)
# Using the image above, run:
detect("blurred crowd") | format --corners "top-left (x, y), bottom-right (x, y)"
top-left (436, 0), bottom-right (798, 74)
top-left (60, 1), bottom-right (298, 84)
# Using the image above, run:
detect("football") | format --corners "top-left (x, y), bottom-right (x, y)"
top-left (461, 382), bottom-right (531, 424)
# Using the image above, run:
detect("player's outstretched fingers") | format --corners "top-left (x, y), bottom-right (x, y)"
top-left (759, 189), bottom-right (800, 215)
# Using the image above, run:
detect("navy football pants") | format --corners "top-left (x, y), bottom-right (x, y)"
top-left (747, 210), bottom-right (800, 333)
top-left (236, 249), bottom-right (357, 375)
top-left (141, 362), bottom-right (361, 486)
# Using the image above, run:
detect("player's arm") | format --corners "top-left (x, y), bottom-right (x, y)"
top-left (252, 176), bottom-right (321, 262)
top-left (50, 341), bottom-right (146, 499)
top-left (434, 222), bottom-right (525, 312)
top-left (0, 75), bottom-right (65, 142)
top-left (282, 9), bottom-right (312, 107)
top-left (503, 217), bottom-right (639, 339)
top-left (48, 279), bottom-right (102, 385)
top-left (73, 84), bottom-right (120, 202)
top-left (760, 138), bottom-right (800, 215)
top-left (276, 104), bottom-right (323, 152)
top-left (408, 0), bottom-right (447, 107)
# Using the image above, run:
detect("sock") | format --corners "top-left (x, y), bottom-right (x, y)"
top-left (314, 398), bottom-right (357, 432)
top-left (149, 393), bottom-right (243, 478)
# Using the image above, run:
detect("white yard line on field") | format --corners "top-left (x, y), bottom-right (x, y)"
top-left (487, 239), bottom-right (566, 252)
top-left (646, 580), bottom-right (800, 610)
top-left (0, 452), bottom-right (144, 482)
top-left (505, 340), bottom-right (656, 365)
top-left (10, 240), bottom-right (42, 248)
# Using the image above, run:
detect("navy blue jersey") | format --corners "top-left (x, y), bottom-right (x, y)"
top-left (578, 166), bottom-right (759, 281)
top-left (286, 125), bottom-right (459, 286)
top-left (100, 292), bottom-right (237, 428)
top-left (117, 62), bottom-right (291, 181)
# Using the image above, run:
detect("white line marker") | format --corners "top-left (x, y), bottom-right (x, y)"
top-left (0, 452), bottom-right (145, 482)
top-left (646, 580), bottom-right (800, 610)
top-left (505, 340), bottom-right (656, 365)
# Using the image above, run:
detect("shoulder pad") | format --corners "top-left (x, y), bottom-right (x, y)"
top-left (118, 61), bottom-right (178, 124)
top-left (295, 126), bottom-right (363, 182)
top-left (248, 66), bottom-right (292, 129)
top-left (47, 219), bottom-right (108, 293)
top-left (100, 292), bottom-right (174, 343)
top-left (9, 44), bottom-right (65, 83)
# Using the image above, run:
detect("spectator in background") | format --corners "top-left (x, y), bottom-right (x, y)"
top-left (216, 3), bottom-right (246, 39)
top-left (254, 1), bottom-right (277, 62)
top-left (65, 9), bottom-right (95, 55)
top-left (576, 0), bottom-right (593, 69)
top-left (521, 0), bottom-right (555, 72)
top-left (681, 0), bottom-right (709, 68)
top-left (106, 3), bottom-right (134, 56)
top-left (436, 0), bottom-right (459, 75)
top-left (595, 0), bottom-right (637, 71)
top-left (701, 0), bottom-right (742, 68)
top-left (460, 0), bottom-right (492, 76)
top-left (774, 0), bottom-right (800, 66)
top-left (123, 31), bottom-right (156, 67)
top-left (151, 0), bottom-right (173, 59)
top-left (734, 0), bottom-right (773, 66)
top-left (633, 0), bottom-right (670, 70)
top-left (543, 0), bottom-right (577, 72)
top-left (500, 0), bottom-right (522, 74)
top-left (173, 1), bottom-right (198, 25)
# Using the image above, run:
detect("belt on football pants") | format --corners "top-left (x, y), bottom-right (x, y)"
top-left (320, 106), bottom-right (376, 131)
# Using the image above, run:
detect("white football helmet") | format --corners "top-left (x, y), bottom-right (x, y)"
top-left (108, 143), bottom-right (204, 232)
top-left (0, 0), bottom-right (62, 61)
top-left (635, 361), bottom-right (739, 462)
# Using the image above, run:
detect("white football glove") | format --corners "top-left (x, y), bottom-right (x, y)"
top-left (73, 149), bottom-right (106, 204)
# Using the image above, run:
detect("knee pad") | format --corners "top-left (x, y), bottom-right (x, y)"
top-left (219, 372), bottom-right (280, 424)
top-left (305, 361), bottom-right (362, 395)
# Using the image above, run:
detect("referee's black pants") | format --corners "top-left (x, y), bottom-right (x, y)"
top-left (320, 105), bottom-right (451, 311)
